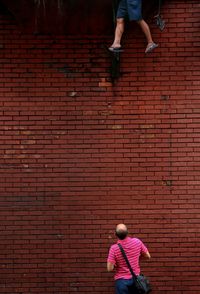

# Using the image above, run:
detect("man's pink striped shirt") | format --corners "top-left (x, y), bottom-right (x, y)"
top-left (107, 237), bottom-right (148, 280)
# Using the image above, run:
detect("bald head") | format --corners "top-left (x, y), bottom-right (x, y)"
top-left (115, 224), bottom-right (128, 240)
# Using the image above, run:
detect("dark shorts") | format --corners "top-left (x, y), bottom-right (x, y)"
top-left (116, 0), bottom-right (142, 21)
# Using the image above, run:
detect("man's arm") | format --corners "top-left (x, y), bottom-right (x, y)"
top-left (107, 261), bottom-right (115, 272)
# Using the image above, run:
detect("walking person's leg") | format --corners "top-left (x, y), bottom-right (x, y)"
top-left (137, 19), bottom-right (158, 53)
top-left (109, 0), bottom-right (127, 51)
top-left (128, 0), bottom-right (158, 53)
top-left (109, 18), bottom-right (125, 51)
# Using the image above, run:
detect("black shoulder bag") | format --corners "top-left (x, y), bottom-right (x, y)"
top-left (118, 243), bottom-right (152, 294)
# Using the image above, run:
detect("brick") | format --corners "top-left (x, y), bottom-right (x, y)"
top-left (0, 1), bottom-right (199, 293)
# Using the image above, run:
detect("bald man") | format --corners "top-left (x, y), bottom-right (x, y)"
top-left (107, 224), bottom-right (151, 294)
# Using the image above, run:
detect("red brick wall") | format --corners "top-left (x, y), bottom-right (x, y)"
top-left (0, 0), bottom-right (199, 293)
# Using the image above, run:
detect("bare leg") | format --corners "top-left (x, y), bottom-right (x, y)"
top-left (137, 19), bottom-right (158, 53)
top-left (110, 18), bottom-right (125, 48)
top-left (137, 19), bottom-right (153, 44)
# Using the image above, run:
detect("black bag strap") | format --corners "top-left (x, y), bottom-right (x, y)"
top-left (117, 243), bottom-right (137, 279)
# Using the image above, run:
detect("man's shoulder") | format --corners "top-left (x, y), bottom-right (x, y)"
top-left (108, 243), bottom-right (119, 257)
top-left (110, 243), bottom-right (119, 250)
top-left (131, 237), bottom-right (141, 242)
top-left (129, 237), bottom-right (143, 245)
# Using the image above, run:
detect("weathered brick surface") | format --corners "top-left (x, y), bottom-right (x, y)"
top-left (0, 0), bottom-right (199, 293)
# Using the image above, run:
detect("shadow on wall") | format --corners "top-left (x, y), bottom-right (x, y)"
top-left (0, 0), bottom-right (163, 34)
